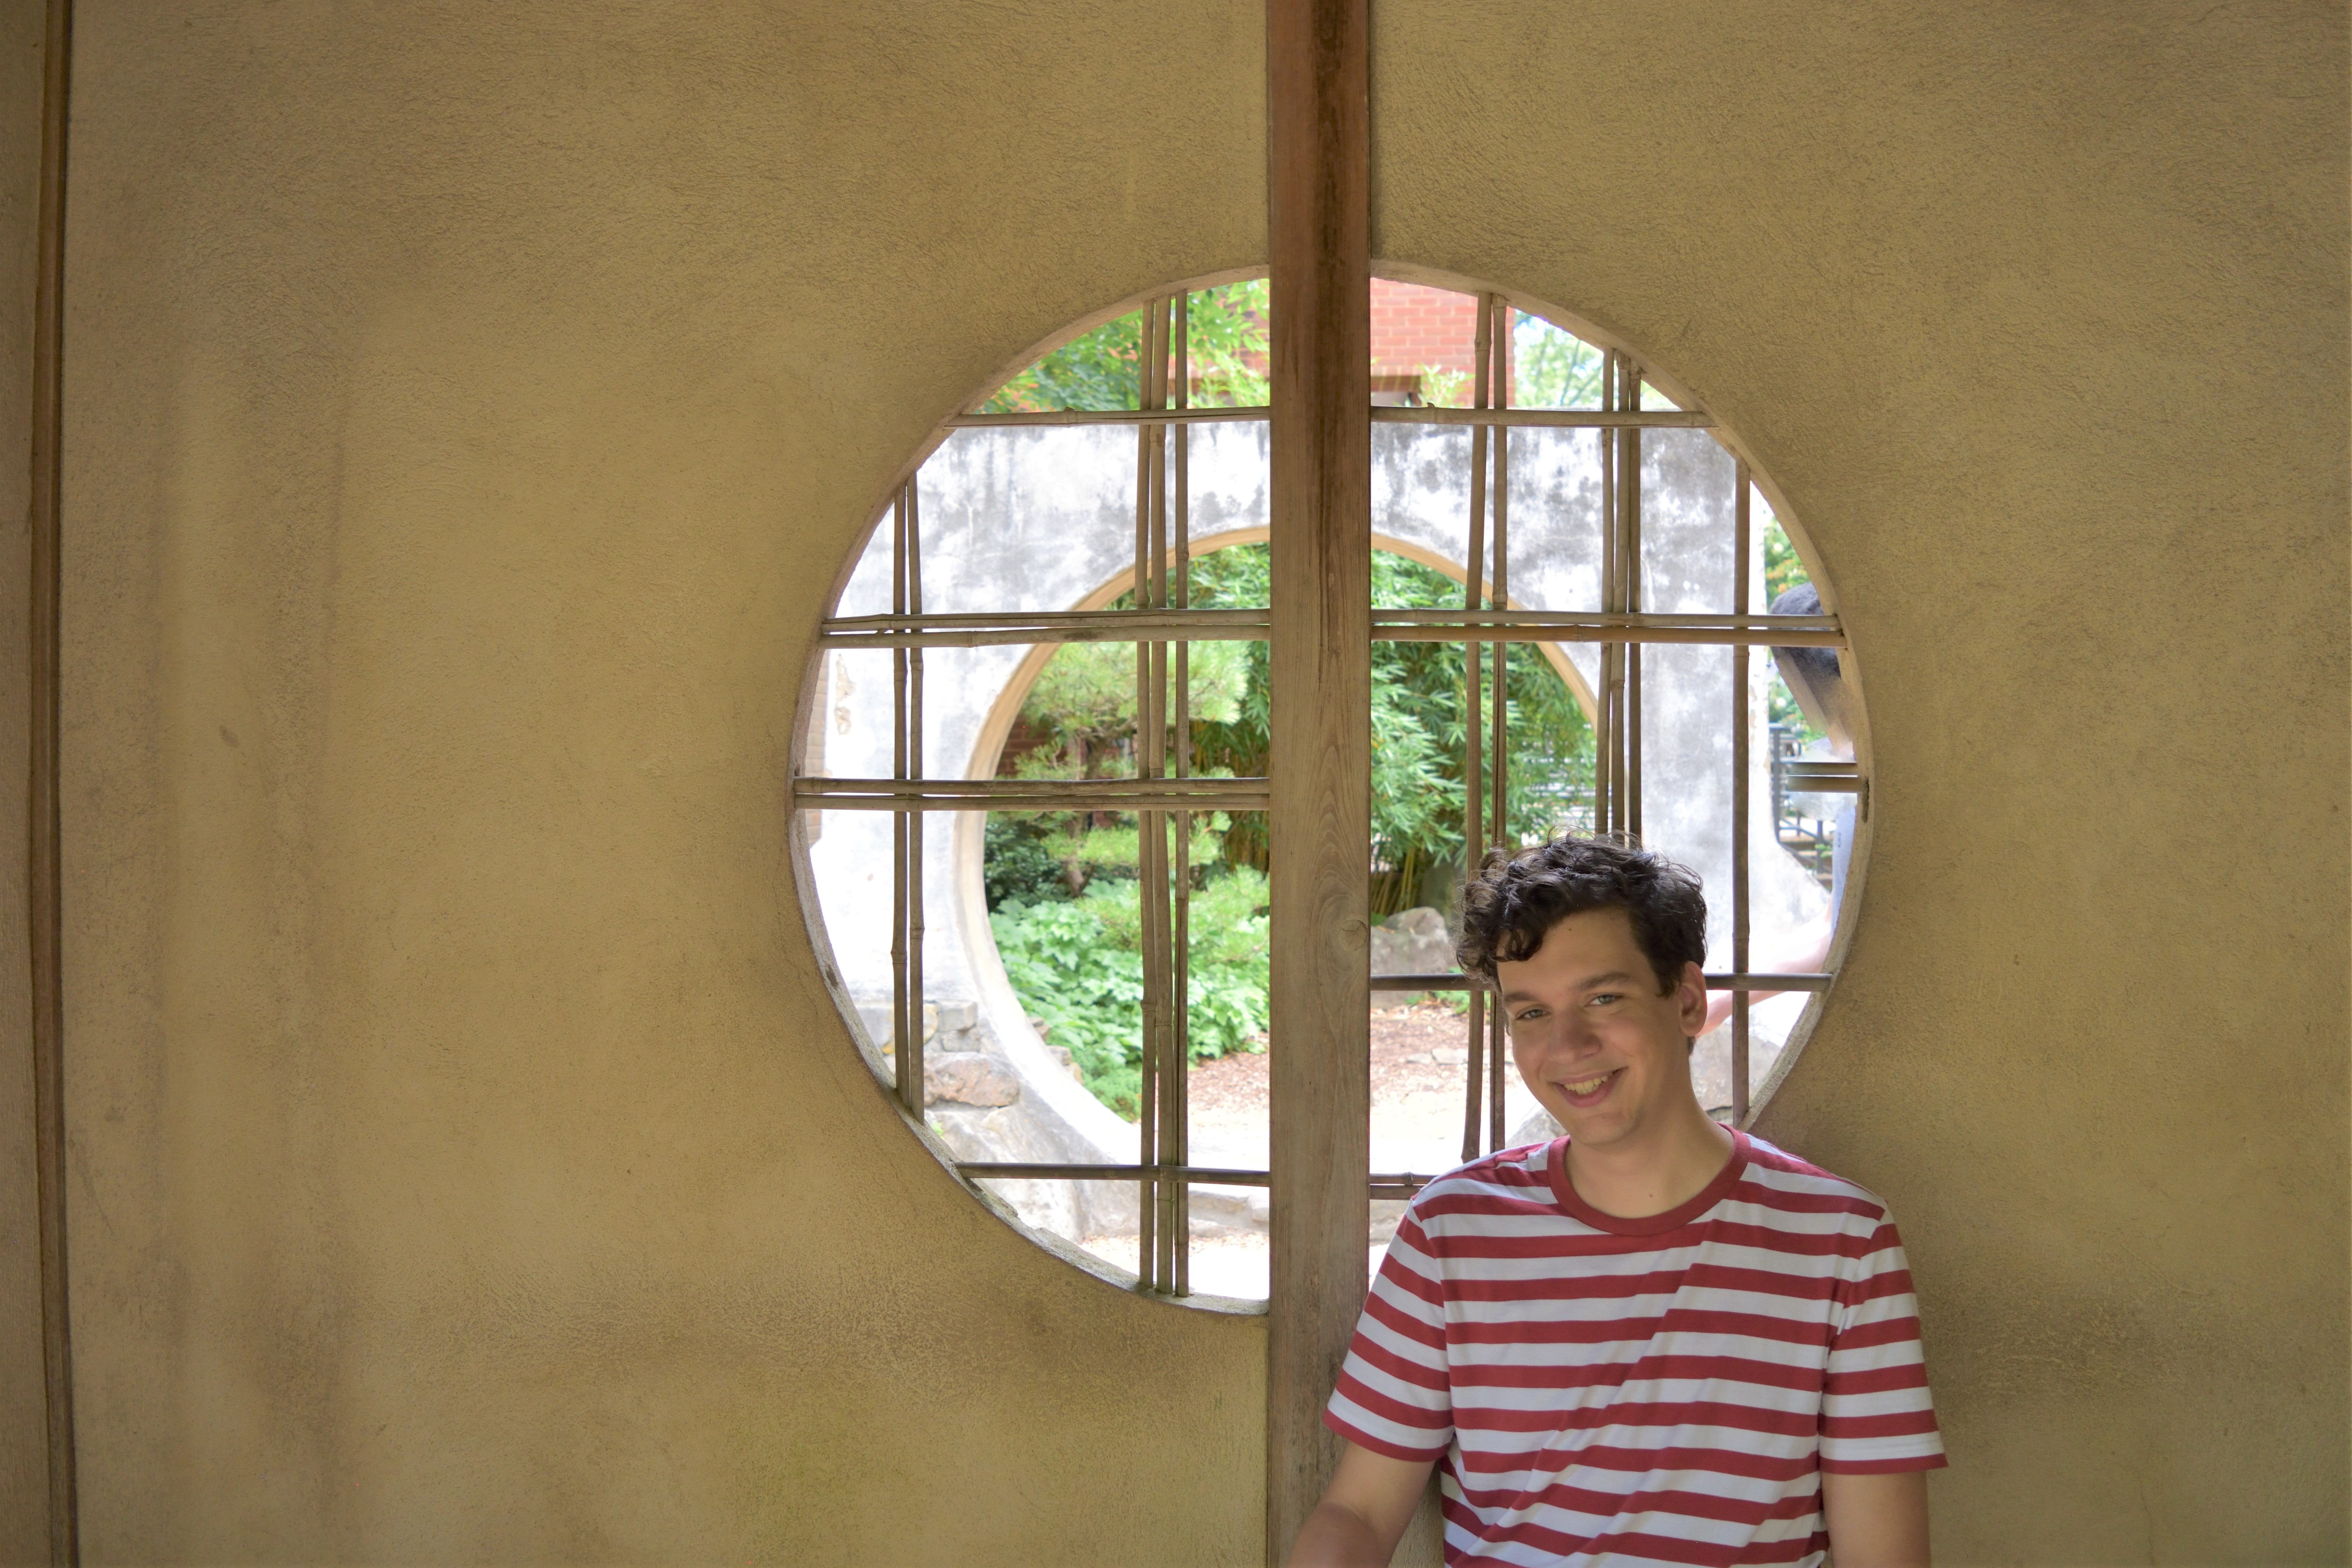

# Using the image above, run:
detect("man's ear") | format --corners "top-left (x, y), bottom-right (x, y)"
top-left (1674, 960), bottom-right (1710, 1038)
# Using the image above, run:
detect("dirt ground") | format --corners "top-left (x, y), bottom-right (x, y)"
top-left (1188, 996), bottom-right (1476, 1111)
top-left (1185, 997), bottom-right (1543, 1173)
top-left (1080, 1000), bottom-right (1551, 1299)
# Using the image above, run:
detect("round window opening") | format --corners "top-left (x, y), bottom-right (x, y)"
top-left (794, 272), bottom-right (1863, 1305)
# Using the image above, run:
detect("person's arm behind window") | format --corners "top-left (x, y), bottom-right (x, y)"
top-left (1284, 1443), bottom-right (1436, 1568)
top-left (1701, 909), bottom-right (1832, 1035)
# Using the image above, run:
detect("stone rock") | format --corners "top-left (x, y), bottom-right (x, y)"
top-left (1370, 906), bottom-right (1458, 976)
top-left (855, 997), bottom-right (984, 1052)
top-left (926, 1103), bottom-right (1083, 1237)
top-left (1686, 1020), bottom-right (1787, 1119)
top-left (1510, 1106), bottom-right (1564, 1146)
top-left (924, 1051), bottom-right (1021, 1107)
top-left (1190, 1184), bottom-right (1270, 1232)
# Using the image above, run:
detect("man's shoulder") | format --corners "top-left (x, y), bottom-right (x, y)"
top-left (1404, 1139), bottom-right (1561, 1221)
top-left (1736, 1133), bottom-right (1893, 1226)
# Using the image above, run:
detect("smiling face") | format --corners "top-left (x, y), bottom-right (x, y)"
top-left (1499, 905), bottom-right (1711, 1151)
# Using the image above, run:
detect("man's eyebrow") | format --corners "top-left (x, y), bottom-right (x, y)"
top-left (1499, 970), bottom-right (1638, 1004)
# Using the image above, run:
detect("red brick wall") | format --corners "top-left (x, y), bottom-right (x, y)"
top-left (1184, 279), bottom-right (1506, 404)
top-left (1369, 279), bottom-right (1508, 404)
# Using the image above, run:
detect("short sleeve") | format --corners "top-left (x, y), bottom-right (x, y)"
top-left (1321, 1208), bottom-right (1453, 1462)
top-left (1820, 1215), bottom-right (1948, 1473)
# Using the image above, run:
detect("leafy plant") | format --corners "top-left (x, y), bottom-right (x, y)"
top-left (991, 867), bottom-right (1271, 1119)
top-left (1364, 550), bottom-right (1597, 915)
top-left (1513, 313), bottom-right (1604, 409)
top-left (1761, 516), bottom-right (1822, 738)
top-left (983, 816), bottom-right (1076, 909)
top-left (1417, 364), bottom-right (1469, 408)
top-left (1763, 516), bottom-right (1809, 606)
top-left (979, 303), bottom-right (1616, 1116)
top-left (981, 281), bottom-right (1270, 414)
top-left (995, 635), bottom-right (1251, 898)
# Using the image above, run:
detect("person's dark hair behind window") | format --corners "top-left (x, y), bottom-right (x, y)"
top-left (1770, 582), bottom-right (1845, 736)
top-left (1455, 834), bottom-right (1707, 995)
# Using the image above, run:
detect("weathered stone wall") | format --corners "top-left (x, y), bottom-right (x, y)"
top-left (805, 397), bottom-right (1829, 1255)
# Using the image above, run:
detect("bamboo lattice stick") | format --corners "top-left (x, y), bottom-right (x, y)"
top-left (1733, 462), bottom-right (1752, 1124)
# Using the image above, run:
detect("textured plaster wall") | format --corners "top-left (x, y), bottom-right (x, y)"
top-left (1370, 4), bottom-right (2348, 1561)
top-left (44, 0), bottom-right (2348, 1564)
top-left (0, 0), bottom-right (42, 1557)
top-left (59, 2), bottom-right (1269, 1563)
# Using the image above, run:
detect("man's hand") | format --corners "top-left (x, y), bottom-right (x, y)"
top-left (1284, 1442), bottom-right (1437, 1568)
top-left (1821, 1469), bottom-right (1931, 1567)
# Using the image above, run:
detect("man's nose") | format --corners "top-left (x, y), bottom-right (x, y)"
top-left (1542, 1008), bottom-right (1602, 1059)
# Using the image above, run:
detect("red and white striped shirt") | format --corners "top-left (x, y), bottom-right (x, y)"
top-left (1325, 1130), bottom-right (1944, 1566)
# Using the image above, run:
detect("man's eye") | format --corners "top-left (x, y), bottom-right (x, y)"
top-left (1588, 993), bottom-right (1621, 1007)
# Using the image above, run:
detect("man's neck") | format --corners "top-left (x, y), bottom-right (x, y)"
top-left (1563, 1096), bottom-right (1736, 1220)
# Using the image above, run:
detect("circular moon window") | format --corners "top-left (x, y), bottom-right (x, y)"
top-left (793, 273), bottom-right (1863, 1305)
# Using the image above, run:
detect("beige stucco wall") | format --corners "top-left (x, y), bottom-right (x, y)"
top-left (42, 1), bottom-right (2346, 1563)
top-left (0, 0), bottom-right (43, 1558)
top-left (1376, 6), bottom-right (2350, 1562)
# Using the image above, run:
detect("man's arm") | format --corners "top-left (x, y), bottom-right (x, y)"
top-left (1820, 1469), bottom-right (1930, 1567)
top-left (1284, 1442), bottom-right (1437, 1568)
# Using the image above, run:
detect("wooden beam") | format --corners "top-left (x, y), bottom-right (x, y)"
top-left (28, 0), bottom-right (73, 1560)
top-left (1264, 0), bottom-right (1369, 1557)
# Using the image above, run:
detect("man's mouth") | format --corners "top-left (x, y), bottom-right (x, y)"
top-left (1554, 1068), bottom-right (1620, 1109)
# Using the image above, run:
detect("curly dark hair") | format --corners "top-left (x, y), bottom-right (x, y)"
top-left (1455, 834), bottom-right (1708, 995)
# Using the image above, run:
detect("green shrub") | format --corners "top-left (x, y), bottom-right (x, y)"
top-left (982, 816), bottom-right (1075, 909)
top-left (990, 866), bottom-right (1270, 1120)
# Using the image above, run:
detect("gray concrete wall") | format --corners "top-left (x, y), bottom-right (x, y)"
top-left (805, 399), bottom-right (1834, 1257)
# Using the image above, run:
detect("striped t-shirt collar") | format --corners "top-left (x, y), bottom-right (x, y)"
top-left (1543, 1125), bottom-right (1750, 1237)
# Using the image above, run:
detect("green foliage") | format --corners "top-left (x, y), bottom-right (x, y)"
top-left (1185, 545), bottom-right (1273, 873)
top-left (978, 299), bottom-right (1623, 1114)
top-left (1417, 365), bottom-right (1469, 408)
top-left (980, 281), bottom-right (1270, 413)
top-left (995, 634), bottom-right (1254, 899)
top-left (1513, 313), bottom-right (1604, 409)
top-left (1513, 312), bottom-right (1677, 411)
top-left (990, 867), bottom-right (1271, 1119)
top-left (982, 816), bottom-right (1071, 908)
top-left (988, 541), bottom-right (1597, 920)
top-left (1016, 637), bottom-right (1247, 773)
top-left (1364, 552), bottom-right (1596, 914)
top-left (1763, 516), bottom-right (1809, 606)
top-left (1069, 820), bottom-right (1226, 875)
top-left (1760, 516), bottom-right (1821, 738)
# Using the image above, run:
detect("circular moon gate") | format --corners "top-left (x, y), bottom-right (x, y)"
top-left (792, 275), bottom-right (1860, 1302)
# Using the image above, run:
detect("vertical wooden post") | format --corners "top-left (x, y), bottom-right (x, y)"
top-left (1136, 301), bottom-right (1163, 1285)
top-left (1459, 297), bottom-right (1490, 1167)
top-left (27, 0), bottom-right (74, 1559)
top-left (1265, 0), bottom-right (1369, 1556)
top-left (1170, 294), bottom-right (1193, 1298)
top-left (889, 493), bottom-right (913, 1111)
top-left (1731, 466), bottom-right (1752, 1125)
top-left (1485, 295), bottom-right (1510, 1155)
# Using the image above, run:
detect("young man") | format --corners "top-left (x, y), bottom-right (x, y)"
top-left (1289, 836), bottom-right (1944, 1567)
